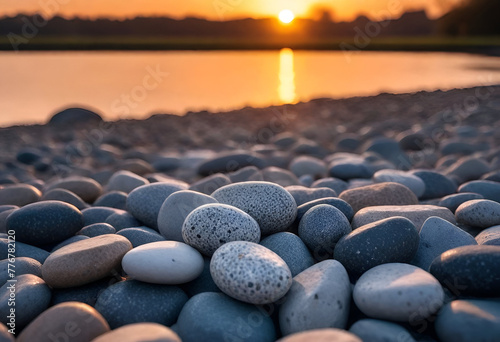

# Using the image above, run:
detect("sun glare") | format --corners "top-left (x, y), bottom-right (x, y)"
top-left (279, 9), bottom-right (295, 24)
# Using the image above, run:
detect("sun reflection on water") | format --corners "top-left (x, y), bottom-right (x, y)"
top-left (278, 48), bottom-right (296, 104)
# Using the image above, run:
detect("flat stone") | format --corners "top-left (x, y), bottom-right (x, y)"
top-left (352, 205), bottom-right (456, 232)
top-left (353, 263), bottom-right (444, 322)
top-left (126, 182), bottom-right (187, 229)
top-left (45, 176), bottom-right (103, 203)
top-left (372, 170), bottom-right (426, 198)
top-left (122, 241), bottom-right (204, 285)
top-left (94, 191), bottom-right (128, 210)
top-left (410, 170), bottom-right (457, 200)
top-left (7, 200), bottom-right (83, 246)
top-left (42, 235), bottom-right (132, 288)
top-left (349, 319), bottom-right (416, 342)
top-left (158, 190), bottom-right (218, 242)
top-left (94, 280), bottom-right (188, 329)
top-left (334, 217), bottom-right (419, 277)
top-left (475, 225), bottom-right (500, 245)
top-left (198, 151), bottom-right (265, 176)
top-left (411, 217), bottom-right (477, 271)
top-left (18, 302), bottom-right (110, 342)
top-left (0, 184), bottom-right (41, 206)
top-left (286, 186), bottom-right (337, 206)
top-left (296, 197), bottom-right (354, 222)
top-left (0, 274), bottom-right (51, 330)
top-left (91, 323), bottom-right (181, 342)
top-left (182, 204), bottom-right (260, 256)
top-left (279, 260), bottom-right (351, 335)
top-left (430, 245), bottom-right (500, 297)
top-left (42, 188), bottom-right (89, 210)
top-left (210, 241), bottom-right (292, 304)
top-left (277, 329), bottom-right (361, 342)
top-left (455, 199), bottom-right (500, 228)
top-left (212, 182), bottom-right (297, 235)
top-left (339, 182), bottom-right (418, 212)
top-left (299, 204), bottom-right (351, 261)
top-left (435, 300), bottom-right (500, 342)
top-left (260, 232), bottom-right (315, 277)
top-left (176, 292), bottom-right (276, 342)
top-left (117, 227), bottom-right (166, 247)
top-left (77, 223), bottom-right (116, 237)
top-left (0, 257), bottom-right (42, 286)
top-left (458, 180), bottom-right (500, 203)
top-left (189, 173), bottom-right (231, 195)
top-left (438, 192), bottom-right (484, 213)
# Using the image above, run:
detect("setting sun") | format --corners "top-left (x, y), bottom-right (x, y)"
top-left (279, 9), bottom-right (295, 24)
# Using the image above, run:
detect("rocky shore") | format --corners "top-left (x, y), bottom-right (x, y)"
top-left (1, 85), bottom-right (500, 341)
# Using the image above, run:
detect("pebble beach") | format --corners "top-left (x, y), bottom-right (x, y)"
top-left (1, 85), bottom-right (500, 341)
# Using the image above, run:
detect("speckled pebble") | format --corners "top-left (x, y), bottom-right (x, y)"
top-left (210, 241), bottom-right (292, 304)
top-left (212, 181), bottom-right (297, 235)
top-left (475, 225), bottom-right (500, 245)
top-left (182, 204), bottom-right (260, 256)
top-left (455, 199), bottom-right (500, 228)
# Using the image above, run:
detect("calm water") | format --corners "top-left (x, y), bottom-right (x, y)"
top-left (1, 50), bottom-right (500, 126)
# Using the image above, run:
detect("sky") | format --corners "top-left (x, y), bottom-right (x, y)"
top-left (0, 0), bottom-right (461, 21)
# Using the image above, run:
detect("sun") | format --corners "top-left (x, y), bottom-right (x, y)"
top-left (279, 9), bottom-right (295, 24)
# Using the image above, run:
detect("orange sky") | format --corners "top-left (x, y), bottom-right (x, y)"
top-left (0, 0), bottom-right (460, 21)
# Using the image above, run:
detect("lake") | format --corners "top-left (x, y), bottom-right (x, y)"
top-left (1, 50), bottom-right (500, 126)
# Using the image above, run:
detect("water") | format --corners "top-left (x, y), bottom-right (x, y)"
top-left (1, 49), bottom-right (500, 126)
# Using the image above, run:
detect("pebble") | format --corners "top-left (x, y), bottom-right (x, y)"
top-left (181, 256), bottom-right (221, 296)
top-left (296, 197), bottom-right (354, 222)
top-left (260, 232), bottom-right (315, 277)
top-left (334, 217), bottom-right (419, 277)
top-left (117, 227), bottom-right (166, 247)
top-left (411, 216), bottom-right (477, 270)
top-left (176, 292), bottom-right (276, 342)
top-left (105, 211), bottom-right (142, 231)
top-left (17, 302), bottom-right (110, 342)
top-left (228, 166), bottom-right (263, 183)
top-left (438, 192), bottom-right (484, 213)
top-left (475, 225), bottom-right (500, 245)
top-left (328, 157), bottom-right (375, 180)
top-left (410, 170), bottom-right (457, 200)
top-left (119, 159), bottom-right (154, 175)
top-left (372, 169), bottom-right (425, 198)
top-left (126, 182), bottom-right (187, 229)
top-left (16, 147), bottom-right (43, 165)
top-left (210, 241), bottom-right (292, 304)
top-left (153, 155), bottom-right (181, 172)
top-left (279, 260), bottom-right (351, 335)
top-left (94, 191), bottom-right (128, 209)
top-left (212, 182), bottom-right (297, 235)
top-left (285, 186), bottom-right (337, 206)
top-left (189, 173), bottom-right (231, 194)
top-left (262, 167), bottom-right (300, 187)
top-left (42, 235), bottom-right (132, 288)
top-left (458, 180), bottom-right (500, 203)
top-left (48, 107), bottom-right (103, 125)
top-left (77, 223), bottom-right (116, 237)
top-left (0, 238), bottom-right (50, 263)
top-left (158, 190), bottom-right (218, 242)
top-left (82, 207), bottom-right (119, 226)
top-left (0, 184), bottom-right (41, 206)
top-left (182, 204), bottom-right (260, 256)
top-left (94, 280), bottom-right (188, 329)
top-left (289, 156), bottom-right (327, 178)
top-left (352, 205), bottom-right (456, 232)
top-left (198, 151), bottom-right (265, 176)
top-left (353, 263), bottom-right (444, 322)
top-left (430, 245), bottom-right (500, 297)
top-left (45, 176), bottom-right (103, 203)
top-left (42, 188), bottom-right (89, 210)
top-left (52, 235), bottom-right (89, 252)
top-left (0, 257), bottom-right (42, 286)
top-left (51, 277), bottom-right (116, 307)
top-left (7, 200), bottom-right (83, 246)
top-left (277, 329), bottom-right (362, 342)
top-left (311, 177), bottom-right (348, 194)
top-left (455, 199), bottom-right (500, 228)
top-left (91, 323), bottom-right (181, 342)
top-left (122, 241), bottom-right (204, 284)
top-left (0, 208), bottom-right (16, 234)
top-left (339, 182), bottom-right (418, 212)
top-left (298, 204), bottom-right (351, 260)
top-left (444, 156), bottom-right (490, 183)
top-left (0, 274), bottom-right (51, 330)
top-left (348, 319), bottom-right (416, 342)
top-left (435, 300), bottom-right (500, 342)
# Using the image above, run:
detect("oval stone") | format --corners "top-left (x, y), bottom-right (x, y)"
top-left (91, 323), bottom-right (181, 342)
top-left (45, 176), bottom-right (103, 203)
top-left (122, 241), bottom-right (204, 284)
top-left (349, 319), bottom-right (416, 342)
top-left (278, 329), bottom-right (362, 342)
top-left (373, 169), bottom-right (425, 198)
top-left (210, 241), bottom-right (292, 304)
top-left (212, 181), bottom-right (297, 235)
top-left (0, 184), bottom-right (41, 206)
top-left (455, 199), bottom-right (500, 228)
top-left (42, 235), bottom-right (132, 288)
top-left (475, 225), bottom-right (500, 245)
top-left (7, 200), bottom-right (83, 246)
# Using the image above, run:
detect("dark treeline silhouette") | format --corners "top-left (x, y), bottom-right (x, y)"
top-left (438, 0), bottom-right (500, 35)
top-left (0, 10), bottom-right (434, 39)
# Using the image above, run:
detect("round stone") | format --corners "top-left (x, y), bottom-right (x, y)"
top-left (91, 323), bottom-right (181, 342)
top-left (94, 280), bottom-right (188, 329)
top-left (176, 292), bottom-right (276, 342)
top-left (94, 191), bottom-right (128, 210)
top-left (299, 204), bottom-right (351, 261)
top-left (328, 157), bottom-right (374, 180)
top-left (311, 177), bottom-right (349, 194)
top-left (182, 204), bottom-right (260, 256)
top-left (117, 227), bottom-right (166, 247)
top-left (334, 217), bottom-right (419, 277)
top-left (189, 173), bottom-right (231, 195)
top-left (455, 199), bottom-right (500, 228)
top-left (277, 329), bottom-right (362, 342)
top-left (438, 192), bottom-right (484, 213)
top-left (0, 184), bottom-right (41, 206)
top-left (296, 197), bottom-right (354, 222)
top-left (210, 241), bottom-right (292, 304)
top-left (348, 319), bottom-right (416, 342)
top-left (158, 190), bottom-right (218, 242)
top-left (211, 181), bottom-right (297, 235)
top-left (45, 176), bottom-right (102, 203)
top-left (17, 302), bottom-right (110, 342)
top-left (475, 225), bottom-right (500, 245)
top-left (430, 245), bottom-right (500, 297)
top-left (42, 188), bottom-right (89, 210)
top-left (372, 169), bottom-right (426, 198)
top-left (122, 241), bottom-right (204, 285)
top-left (353, 263), bottom-right (444, 322)
top-left (289, 156), bottom-right (327, 178)
top-left (82, 207), bottom-right (119, 226)
top-left (7, 200), bottom-right (83, 246)
top-left (279, 260), bottom-right (351, 335)
top-left (106, 170), bottom-right (149, 194)
top-left (42, 235), bottom-right (132, 288)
